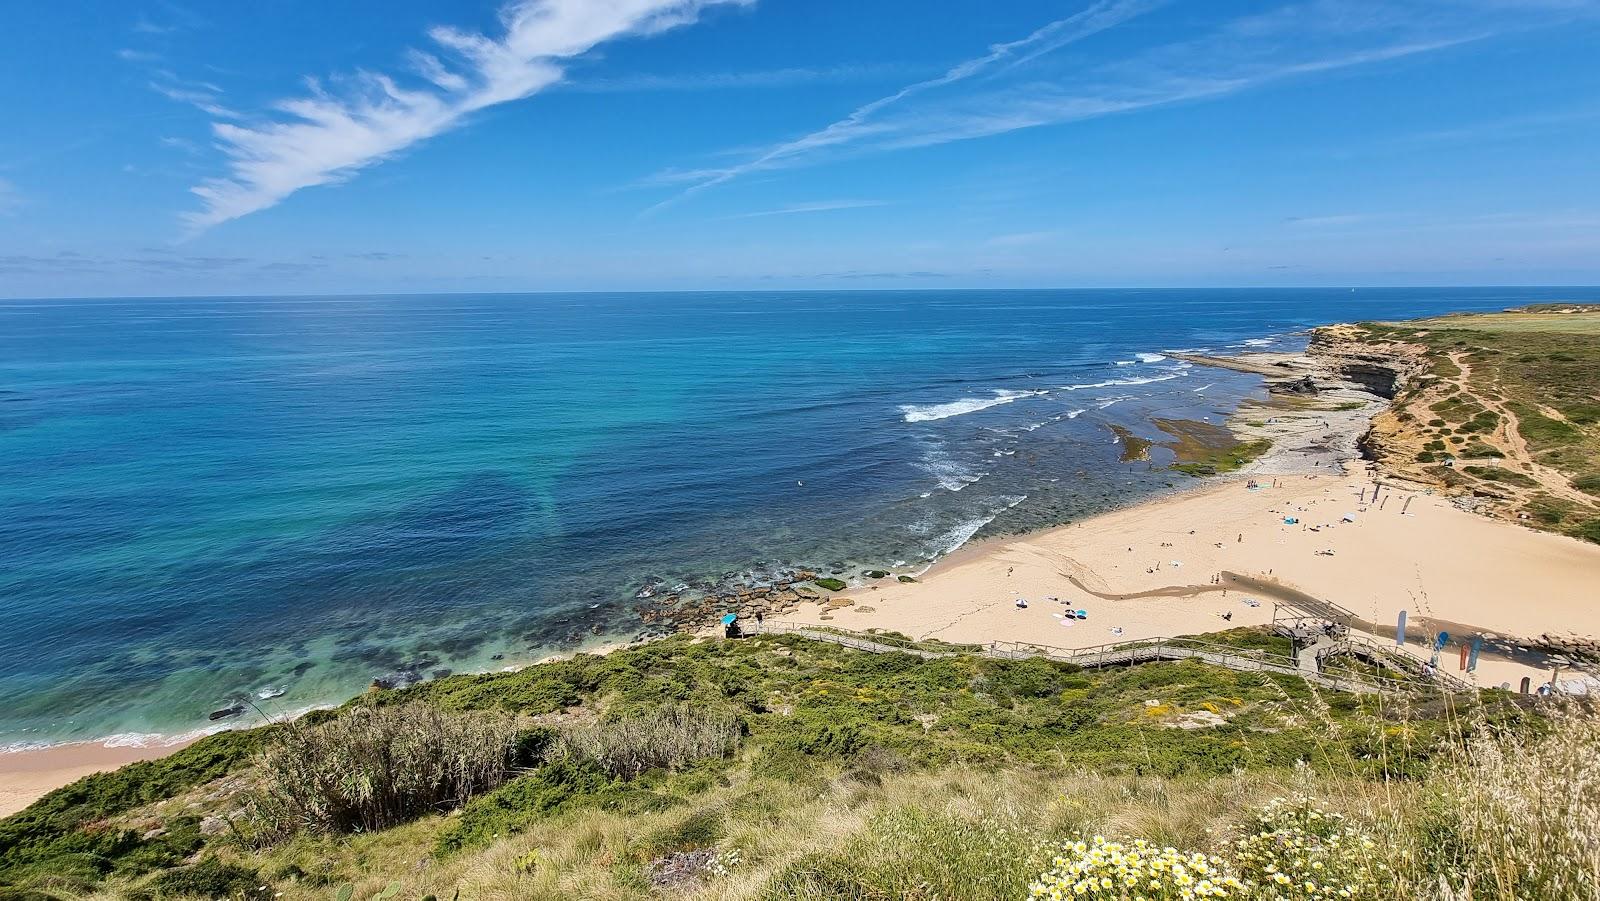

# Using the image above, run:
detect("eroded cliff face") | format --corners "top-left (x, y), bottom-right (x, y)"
top-left (1307, 324), bottom-right (1427, 400)
top-left (1306, 324), bottom-right (1432, 477)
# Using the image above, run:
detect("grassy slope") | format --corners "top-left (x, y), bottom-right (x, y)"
top-left (1353, 308), bottom-right (1600, 543)
top-left (0, 630), bottom-right (1523, 900)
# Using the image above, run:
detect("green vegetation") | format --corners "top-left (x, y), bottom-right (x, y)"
top-left (1457, 440), bottom-right (1504, 459)
top-left (812, 577), bottom-right (846, 592)
top-left (1463, 466), bottom-right (1540, 488)
top-left (0, 728), bottom-right (268, 889)
top-left (246, 703), bottom-right (519, 840)
top-left (1108, 424), bottom-right (1154, 462)
top-left (555, 705), bottom-right (739, 780)
top-left (1154, 418), bottom-right (1272, 477)
top-left (1359, 310), bottom-right (1600, 543)
top-left (1506, 402), bottom-right (1581, 444)
top-left (1169, 439), bottom-right (1273, 477)
top-left (0, 631), bottom-right (1561, 900)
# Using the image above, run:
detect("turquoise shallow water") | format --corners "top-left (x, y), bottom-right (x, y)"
top-left (0, 288), bottom-right (1584, 747)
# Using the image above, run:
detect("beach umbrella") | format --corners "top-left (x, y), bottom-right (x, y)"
top-left (720, 613), bottom-right (736, 625)
top-left (1076, 610), bottom-right (1088, 620)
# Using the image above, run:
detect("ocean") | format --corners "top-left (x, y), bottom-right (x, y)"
top-left (0, 287), bottom-right (1581, 748)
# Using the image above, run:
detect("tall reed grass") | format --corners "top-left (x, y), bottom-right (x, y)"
top-left (247, 702), bottom-right (518, 838)
top-left (554, 705), bottom-right (740, 779)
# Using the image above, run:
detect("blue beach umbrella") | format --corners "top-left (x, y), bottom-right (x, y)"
top-left (721, 613), bottom-right (736, 625)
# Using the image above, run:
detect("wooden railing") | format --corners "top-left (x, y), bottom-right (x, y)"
top-left (753, 621), bottom-right (1469, 696)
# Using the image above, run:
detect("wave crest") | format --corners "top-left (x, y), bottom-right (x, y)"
top-left (900, 389), bottom-right (1045, 423)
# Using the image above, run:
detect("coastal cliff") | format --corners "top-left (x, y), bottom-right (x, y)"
top-left (1309, 309), bottom-right (1600, 545)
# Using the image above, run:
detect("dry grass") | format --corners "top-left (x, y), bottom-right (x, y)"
top-left (216, 703), bottom-right (1600, 901)
top-left (1424, 706), bottom-right (1600, 899)
top-left (245, 702), bottom-right (518, 839)
top-left (555, 705), bottom-right (741, 780)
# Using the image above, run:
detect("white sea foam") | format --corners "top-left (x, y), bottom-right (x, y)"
top-left (900, 389), bottom-right (1046, 423)
top-left (1061, 371), bottom-right (1182, 390)
top-left (1066, 409), bottom-right (1086, 418)
top-left (916, 441), bottom-right (985, 491)
top-left (1096, 396), bottom-right (1131, 409)
top-left (1135, 352), bottom-right (1168, 363)
top-left (1242, 337), bottom-right (1275, 347)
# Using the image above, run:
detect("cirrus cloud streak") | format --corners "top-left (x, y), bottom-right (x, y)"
top-left (185, 0), bottom-right (750, 232)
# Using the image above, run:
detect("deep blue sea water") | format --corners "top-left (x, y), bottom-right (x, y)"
top-left (1, 287), bottom-right (1589, 747)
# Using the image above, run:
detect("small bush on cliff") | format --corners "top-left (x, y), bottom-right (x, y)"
top-left (245, 703), bottom-right (517, 839)
top-left (554, 704), bottom-right (740, 779)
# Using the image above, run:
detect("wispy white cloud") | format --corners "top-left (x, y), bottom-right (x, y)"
top-left (184, 0), bottom-right (751, 232)
top-left (645, 0), bottom-right (1160, 210)
top-left (650, 0), bottom-right (1599, 208)
top-left (0, 177), bottom-right (19, 214)
top-left (724, 198), bottom-right (888, 218)
top-left (132, 17), bottom-right (178, 36)
top-left (117, 48), bottom-right (163, 63)
top-left (149, 75), bottom-right (238, 119)
top-left (563, 63), bottom-right (914, 92)
top-left (1285, 213), bottom-right (1370, 227)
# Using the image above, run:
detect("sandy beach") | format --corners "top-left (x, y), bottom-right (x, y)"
top-left (0, 740), bottom-right (197, 818)
top-left (777, 463), bottom-right (1600, 689)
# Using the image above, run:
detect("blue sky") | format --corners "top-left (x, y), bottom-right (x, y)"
top-left (2, 0), bottom-right (1598, 297)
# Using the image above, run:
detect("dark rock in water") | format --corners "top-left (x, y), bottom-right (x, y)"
top-left (208, 703), bottom-right (245, 721)
top-left (370, 670), bottom-right (424, 691)
top-left (291, 661), bottom-right (315, 678)
top-left (1272, 375), bottom-right (1321, 395)
top-left (490, 653), bottom-right (505, 661)
top-left (430, 668), bottom-right (453, 680)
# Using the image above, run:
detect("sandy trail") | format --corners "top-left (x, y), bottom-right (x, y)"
top-left (1445, 353), bottom-right (1591, 506)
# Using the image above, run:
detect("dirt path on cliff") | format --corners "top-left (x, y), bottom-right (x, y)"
top-left (1444, 352), bottom-right (1593, 507)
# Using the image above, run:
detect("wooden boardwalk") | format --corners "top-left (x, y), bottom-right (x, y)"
top-left (754, 622), bottom-right (1468, 696)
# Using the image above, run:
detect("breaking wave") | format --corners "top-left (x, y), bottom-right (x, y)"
top-left (900, 389), bottom-right (1047, 423)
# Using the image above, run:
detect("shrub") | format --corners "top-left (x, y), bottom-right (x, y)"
top-left (0, 730), bottom-right (266, 884)
top-left (1233, 796), bottom-right (1385, 898)
top-left (769, 805), bottom-right (1048, 901)
top-left (1576, 519), bottom-right (1600, 545)
top-left (146, 858), bottom-right (267, 899)
top-left (1029, 836), bottom-right (1240, 899)
top-left (246, 703), bottom-right (517, 838)
top-left (554, 705), bottom-right (740, 779)
top-left (435, 758), bottom-right (618, 854)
